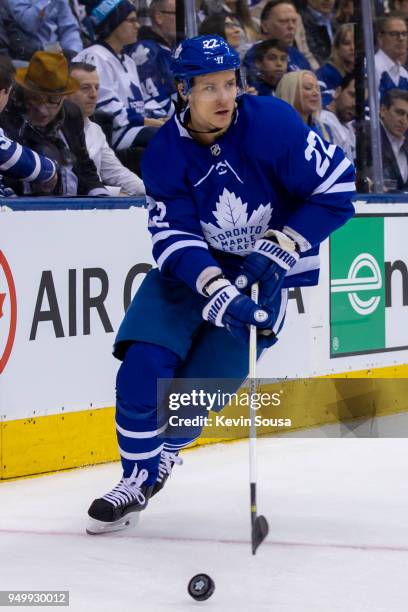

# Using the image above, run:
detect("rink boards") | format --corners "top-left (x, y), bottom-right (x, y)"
top-left (1, 197), bottom-right (408, 479)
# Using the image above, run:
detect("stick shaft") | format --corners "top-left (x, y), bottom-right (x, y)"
top-left (249, 283), bottom-right (258, 527)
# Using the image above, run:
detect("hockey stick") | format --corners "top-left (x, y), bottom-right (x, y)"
top-left (249, 283), bottom-right (269, 555)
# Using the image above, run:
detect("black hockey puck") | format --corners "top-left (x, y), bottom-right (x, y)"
top-left (188, 574), bottom-right (215, 601)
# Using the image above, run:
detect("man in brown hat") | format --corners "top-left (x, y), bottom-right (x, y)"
top-left (0, 54), bottom-right (57, 197)
top-left (0, 51), bottom-right (108, 197)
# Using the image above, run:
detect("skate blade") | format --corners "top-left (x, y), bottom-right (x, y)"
top-left (86, 512), bottom-right (140, 535)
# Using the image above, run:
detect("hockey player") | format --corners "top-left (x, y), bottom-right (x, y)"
top-left (87, 35), bottom-right (356, 534)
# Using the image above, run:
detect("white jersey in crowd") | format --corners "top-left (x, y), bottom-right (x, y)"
top-left (74, 43), bottom-right (146, 151)
top-left (83, 119), bottom-right (145, 196)
top-left (375, 48), bottom-right (408, 100)
top-left (320, 109), bottom-right (355, 163)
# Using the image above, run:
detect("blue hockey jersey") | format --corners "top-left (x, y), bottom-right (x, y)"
top-left (141, 95), bottom-right (355, 292)
top-left (0, 127), bottom-right (56, 197)
top-left (128, 27), bottom-right (175, 118)
top-left (316, 62), bottom-right (343, 106)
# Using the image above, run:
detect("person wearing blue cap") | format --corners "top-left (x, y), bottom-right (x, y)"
top-left (86, 35), bottom-right (355, 535)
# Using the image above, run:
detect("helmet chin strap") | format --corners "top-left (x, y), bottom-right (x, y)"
top-left (177, 105), bottom-right (237, 136)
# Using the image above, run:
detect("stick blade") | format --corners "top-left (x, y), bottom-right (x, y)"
top-left (252, 515), bottom-right (269, 555)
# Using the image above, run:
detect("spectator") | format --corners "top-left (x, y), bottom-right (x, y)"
top-left (375, 14), bottom-right (408, 100)
top-left (199, 14), bottom-right (245, 51)
top-left (299, 0), bottom-right (335, 66)
top-left (69, 62), bottom-right (145, 196)
top-left (316, 23), bottom-right (354, 106)
top-left (68, 0), bottom-right (94, 47)
top-left (244, 0), bottom-right (312, 85)
top-left (7, 0), bottom-right (83, 59)
top-left (0, 2), bottom-right (39, 61)
top-left (320, 72), bottom-right (356, 161)
top-left (0, 51), bottom-right (108, 197)
top-left (249, 0), bottom-right (269, 20)
top-left (276, 69), bottom-right (332, 140)
top-left (127, 0), bottom-right (176, 118)
top-left (252, 38), bottom-right (289, 94)
top-left (379, 88), bottom-right (408, 191)
top-left (389, 0), bottom-right (408, 17)
top-left (216, 0), bottom-right (260, 43)
top-left (75, 0), bottom-right (163, 159)
top-left (251, 0), bottom-right (319, 70)
top-left (0, 54), bottom-right (57, 197)
top-left (262, 1), bottom-right (312, 68)
top-left (332, 0), bottom-right (354, 30)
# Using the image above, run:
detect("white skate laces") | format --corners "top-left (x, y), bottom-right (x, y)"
top-left (157, 451), bottom-right (183, 483)
top-left (102, 464), bottom-right (148, 508)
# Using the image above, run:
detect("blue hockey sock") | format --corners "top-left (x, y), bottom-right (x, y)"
top-left (115, 341), bottom-right (181, 484)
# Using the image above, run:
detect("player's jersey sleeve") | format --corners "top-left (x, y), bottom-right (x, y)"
top-left (141, 126), bottom-right (222, 292)
top-left (260, 98), bottom-right (355, 250)
top-left (0, 128), bottom-right (56, 183)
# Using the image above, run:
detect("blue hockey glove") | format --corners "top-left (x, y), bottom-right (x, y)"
top-left (236, 230), bottom-right (299, 305)
top-left (202, 283), bottom-right (274, 344)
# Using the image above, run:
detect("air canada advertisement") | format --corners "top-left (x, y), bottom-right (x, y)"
top-left (1, 206), bottom-right (408, 421)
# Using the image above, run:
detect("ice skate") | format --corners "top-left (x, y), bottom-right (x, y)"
top-left (86, 464), bottom-right (153, 535)
top-left (151, 450), bottom-right (183, 498)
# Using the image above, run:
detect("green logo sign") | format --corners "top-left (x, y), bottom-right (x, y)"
top-left (330, 217), bottom-right (385, 356)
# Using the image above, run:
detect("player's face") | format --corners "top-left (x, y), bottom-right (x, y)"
top-left (298, 72), bottom-right (320, 116)
top-left (337, 30), bottom-right (355, 66)
top-left (335, 80), bottom-right (356, 123)
top-left (262, 4), bottom-right (298, 46)
top-left (188, 71), bottom-right (237, 133)
top-left (256, 48), bottom-right (288, 86)
top-left (380, 98), bottom-right (408, 138)
top-left (69, 70), bottom-right (99, 118)
top-left (0, 86), bottom-right (11, 113)
top-left (378, 19), bottom-right (408, 63)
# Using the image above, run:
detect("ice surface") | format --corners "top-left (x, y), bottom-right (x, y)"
top-left (1, 438), bottom-right (408, 611)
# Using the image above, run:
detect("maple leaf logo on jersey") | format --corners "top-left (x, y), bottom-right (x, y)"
top-left (132, 44), bottom-right (150, 66)
top-left (201, 189), bottom-right (272, 255)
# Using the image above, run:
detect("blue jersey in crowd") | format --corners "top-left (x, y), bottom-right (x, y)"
top-left (128, 27), bottom-right (175, 118)
top-left (142, 94), bottom-right (355, 293)
top-left (0, 128), bottom-right (56, 197)
top-left (316, 62), bottom-right (343, 106)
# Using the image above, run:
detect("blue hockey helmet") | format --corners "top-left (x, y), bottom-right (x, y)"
top-left (171, 35), bottom-right (240, 85)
